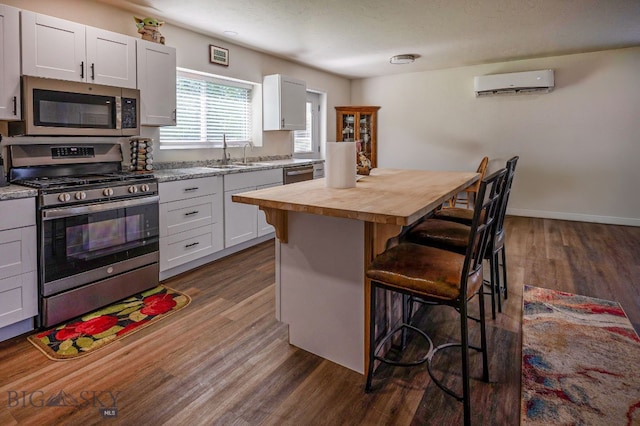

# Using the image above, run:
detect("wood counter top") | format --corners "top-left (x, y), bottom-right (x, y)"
top-left (232, 168), bottom-right (478, 227)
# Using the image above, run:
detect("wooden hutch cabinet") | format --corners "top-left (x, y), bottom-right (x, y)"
top-left (335, 106), bottom-right (380, 167)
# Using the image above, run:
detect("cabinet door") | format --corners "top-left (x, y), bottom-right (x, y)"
top-left (337, 112), bottom-right (356, 142)
top-left (160, 195), bottom-right (214, 237)
top-left (21, 11), bottom-right (86, 81)
top-left (263, 74), bottom-right (306, 130)
top-left (224, 187), bottom-right (258, 247)
top-left (0, 272), bottom-right (37, 328)
top-left (280, 76), bottom-right (306, 130)
top-left (160, 224), bottom-right (220, 272)
top-left (0, 225), bottom-right (37, 329)
top-left (0, 226), bottom-right (36, 280)
top-left (136, 39), bottom-right (177, 126)
top-left (336, 106), bottom-right (379, 168)
top-left (0, 4), bottom-right (20, 120)
top-left (86, 27), bottom-right (136, 89)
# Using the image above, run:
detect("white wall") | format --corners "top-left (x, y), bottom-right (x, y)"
top-left (352, 47), bottom-right (640, 226)
top-left (1, 0), bottom-right (350, 163)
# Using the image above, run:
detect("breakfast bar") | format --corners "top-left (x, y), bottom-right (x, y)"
top-left (232, 168), bottom-right (478, 374)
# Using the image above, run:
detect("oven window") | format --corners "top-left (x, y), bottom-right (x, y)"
top-left (66, 214), bottom-right (145, 259)
top-left (43, 202), bottom-right (159, 285)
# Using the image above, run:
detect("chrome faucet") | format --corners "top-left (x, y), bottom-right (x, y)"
top-left (221, 134), bottom-right (230, 165)
top-left (242, 142), bottom-right (253, 164)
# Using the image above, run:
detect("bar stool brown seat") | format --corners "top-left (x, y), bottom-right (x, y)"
top-left (404, 156), bottom-right (519, 318)
top-left (365, 168), bottom-right (506, 426)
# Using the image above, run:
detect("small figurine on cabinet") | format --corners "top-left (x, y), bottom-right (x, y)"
top-left (357, 151), bottom-right (372, 176)
top-left (134, 17), bottom-right (165, 44)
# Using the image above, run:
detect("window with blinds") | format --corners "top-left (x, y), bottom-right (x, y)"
top-left (293, 101), bottom-right (313, 153)
top-left (160, 70), bottom-right (253, 149)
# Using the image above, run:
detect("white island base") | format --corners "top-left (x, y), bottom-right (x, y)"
top-left (276, 211), bottom-right (366, 373)
top-left (232, 169), bottom-right (479, 375)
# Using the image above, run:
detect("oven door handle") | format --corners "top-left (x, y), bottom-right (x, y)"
top-left (42, 196), bottom-right (159, 220)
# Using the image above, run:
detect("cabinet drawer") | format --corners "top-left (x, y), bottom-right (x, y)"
top-left (0, 198), bottom-right (35, 231)
top-left (159, 224), bottom-right (223, 271)
top-left (160, 195), bottom-right (216, 237)
top-left (159, 176), bottom-right (222, 203)
top-left (224, 169), bottom-right (282, 192)
top-left (0, 271), bottom-right (37, 328)
top-left (0, 226), bottom-right (36, 280)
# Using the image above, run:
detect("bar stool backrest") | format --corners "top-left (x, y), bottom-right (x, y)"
top-left (493, 156), bottom-right (519, 239)
top-left (461, 168), bottom-right (507, 295)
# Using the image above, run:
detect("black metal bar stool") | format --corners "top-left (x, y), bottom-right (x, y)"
top-left (404, 156), bottom-right (519, 318)
top-left (365, 169), bottom-right (506, 426)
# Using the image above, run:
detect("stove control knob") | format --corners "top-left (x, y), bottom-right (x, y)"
top-left (75, 191), bottom-right (87, 200)
top-left (140, 184), bottom-right (150, 192)
top-left (58, 193), bottom-right (71, 203)
top-left (103, 188), bottom-right (114, 197)
top-left (128, 185), bottom-right (138, 194)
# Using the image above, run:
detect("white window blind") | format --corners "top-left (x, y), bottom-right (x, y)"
top-left (293, 101), bottom-right (313, 153)
top-left (160, 70), bottom-right (253, 149)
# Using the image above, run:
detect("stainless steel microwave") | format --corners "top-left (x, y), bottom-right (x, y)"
top-left (9, 76), bottom-right (140, 137)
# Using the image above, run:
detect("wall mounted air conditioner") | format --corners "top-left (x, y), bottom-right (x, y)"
top-left (474, 69), bottom-right (554, 97)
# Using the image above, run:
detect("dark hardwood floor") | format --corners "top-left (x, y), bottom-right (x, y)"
top-left (1, 216), bottom-right (638, 425)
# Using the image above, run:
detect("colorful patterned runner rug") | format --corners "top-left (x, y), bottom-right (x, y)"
top-left (521, 285), bottom-right (640, 425)
top-left (28, 285), bottom-right (190, 361)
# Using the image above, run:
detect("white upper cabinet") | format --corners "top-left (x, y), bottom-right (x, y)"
top-left (0, 4), bottom-right (20, 120)
top-left (263, 74), bottom-right (306, 131)
top-left (21, 11), bottom-right (136, 88)
top-left (136, 39), bottom-right (177, 126)
top-left (85, 27), bottom-right (136, 88)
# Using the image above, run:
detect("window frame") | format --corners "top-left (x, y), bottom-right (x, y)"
top-left (159, 68), bottom-right (256, 150)
top-left (293, 91), bottom-right (321, 158)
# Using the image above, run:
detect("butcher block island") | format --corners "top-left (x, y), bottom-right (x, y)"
top-left (232, 168), bottom-right (479, 373)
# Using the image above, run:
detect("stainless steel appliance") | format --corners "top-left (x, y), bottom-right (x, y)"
top-left (9, 76), bottom-right (140, 137)
top-left (9, 143), bottom-right (158, 327)
top-left (283, 164), bottom-right (314, 184)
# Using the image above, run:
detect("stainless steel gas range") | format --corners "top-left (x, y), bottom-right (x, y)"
top-left (8, 143), bottom-right (159, 327)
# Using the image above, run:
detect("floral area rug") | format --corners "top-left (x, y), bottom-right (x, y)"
top-left (521, 285), bottom-right (640, 425)
top-left (28, 285), bottom-right (190, 361)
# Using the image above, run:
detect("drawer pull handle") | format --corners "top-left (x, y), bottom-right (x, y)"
top-left (185, 242), bottom-right (200, 248)
top-left (184, 211), bottom-right (199, 216)
top-left (184, 187), bottom-right (199, 192)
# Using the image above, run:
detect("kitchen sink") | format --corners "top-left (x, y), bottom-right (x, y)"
top-left (208, 164), bottom-right (249, 169)
top-left (209, 162), bottom-right (271, 169)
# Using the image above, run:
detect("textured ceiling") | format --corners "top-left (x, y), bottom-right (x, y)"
top-left (97, 0), bottom-right (640, 78)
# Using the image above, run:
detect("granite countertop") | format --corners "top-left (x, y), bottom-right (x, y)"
top-left (153, 159), bottom-right (323, 183)
top-left (0, 185), bottom-right (38, 201)
top-left (0, 159), bottom-right (325, 192)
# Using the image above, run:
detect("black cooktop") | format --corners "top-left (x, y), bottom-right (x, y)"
top-left (14, 172), bottom-right (155, 190)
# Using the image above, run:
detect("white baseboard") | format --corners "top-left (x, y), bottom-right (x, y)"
top-left (0, 318), bottom-right (35, 343)
top-left (508, 208), bottom-right (640, 227)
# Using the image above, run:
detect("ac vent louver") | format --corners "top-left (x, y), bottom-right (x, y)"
top-left (474, 70), bottom-right (554, 97)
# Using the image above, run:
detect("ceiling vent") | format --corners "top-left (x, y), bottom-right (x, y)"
top-left (474, 69), bottom-right (554, 97)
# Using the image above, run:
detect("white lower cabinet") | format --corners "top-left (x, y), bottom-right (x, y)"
top-left (159, 177), bottom-right (224, 272)
top-left (0, 198), bottom-right (37, 332)
top-left (224, 169), bottom-right (283, 248)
